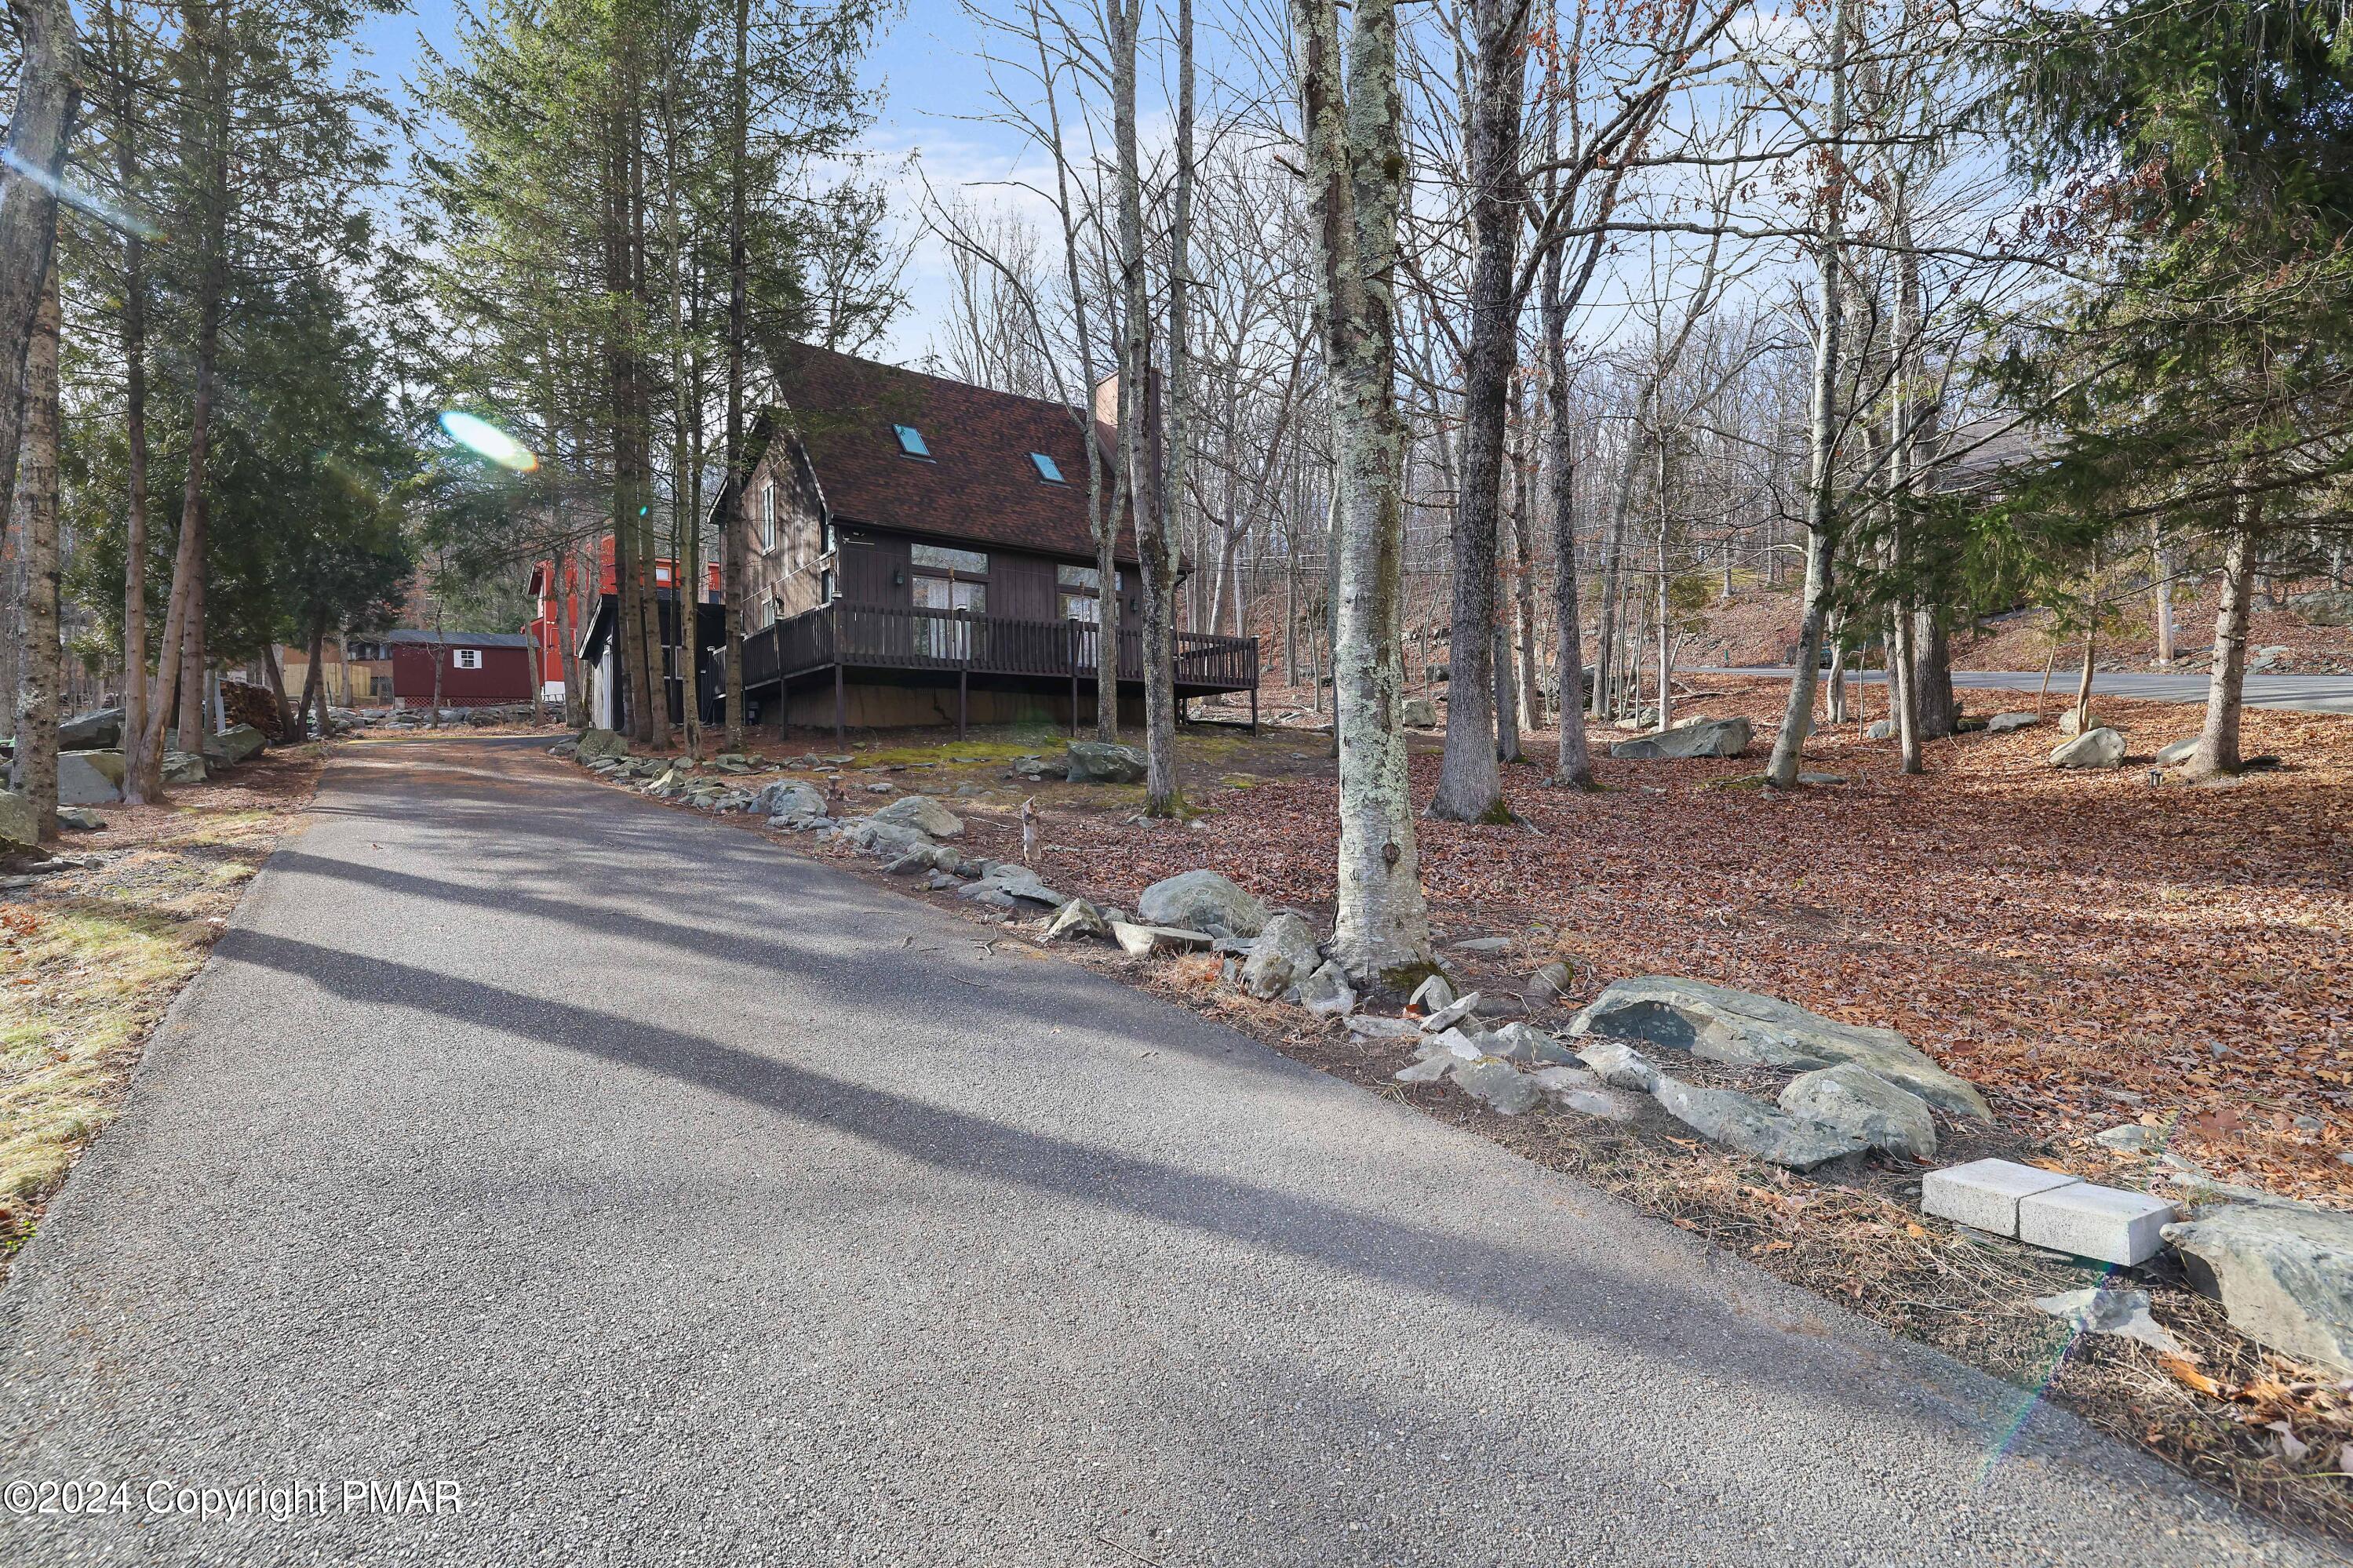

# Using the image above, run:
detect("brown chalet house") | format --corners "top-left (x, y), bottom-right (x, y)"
top-left (714, 343), bottom-right (1258, 738)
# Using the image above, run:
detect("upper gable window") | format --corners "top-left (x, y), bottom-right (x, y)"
top-left (894, 424), bottom-right (932, 459)
top-left (1029, 452), bottom-right (1066, 483)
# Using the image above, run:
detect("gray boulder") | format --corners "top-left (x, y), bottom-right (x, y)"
top-left (1448, 1057), bottom-right (1541, 1115)
top-left (1483, 1021), bottom-right (1567, 1064)
top-left (1065, 740), bottom-right (1147, 784)
top-left (1652, 1076), bottom-right (1869, 1169)
top-left (1777, 1064), bottom-right (1937, 1160)
top-left (1577, 1039), bottom-right (1660, 1093)
top-left (883, 843), bottom-right (961, 876)
top-left (162, 751), bottom-right (207, 784)
top-left (1528, 1064), bottom-right (1598, 1097)
top-left (205, 723), bottom-right (267, 765)
top-left (2056, 709), bottom-right (2100, 737)
top-left (969, 863), bottom-right (1065, 908)
top-left (1865, 719), bottom-right (1895, 741)
top-left (2154, 737), bottom-right (2200, 767)
top-left (1348, 1014), bottom-right (1425, 1042)
top-left (838, 818), bottom-right (934, 859)
top-left (1608, 715), bottom-right (1750, 762)
top-left (1402, 696), bottom-right (1440, 729)
top-left (0, 789), bottom-right (39, 848)
top-left (1415, 1028), bottom-right (1491, 1064)
top-left (752, 778), bottom-right (828, 819)
top-left (56, 806), bottom-right (107, 831)
top-left (1568, 975), bottom-right (1990, 1120)
top-left (1296, 960), bottom-right (1357, 1017)
top-left (1240, 911), bottom-right (1322, 999)
top-left (1408, 973), bottom-right (1455, 1013)
top-left (1532, 1070), bottom-right (1642, 1120)
top-left (2289, 587), bottom-right (2353, 627)
top-left (1984, 711), bottom-right (2040, 734)
top-left (58, 751), bottom-right (124, 806)
top-left (1393, 1055), bottom-right (1454, 1085)
top-left (1420, 991), bottom-right (1483, 1032)
top-left (1138, 868), bottom-right (1269, 937)
top-left (60, 707), bottom-right (124, 750)
top-left (576, 728), bottom-right (629, 760)
top-left (2164, 1205), bottom-right (2353, 1373)
top-left (1526, 959), bottom-right (1574, 1010)
top-left (2095, 1122), bottom-right (2169, 1154)
top-left (1111, 921), bottom-right (1215, 958)
top-left (872, 795), bottom-right (964, 839)
top-left (2031, 1287), bottom-right (2184, 1355)
top-left (1043, 898), bottom-right (1111, 942)
top-left (2049, 727), bottom-right (2127, 769)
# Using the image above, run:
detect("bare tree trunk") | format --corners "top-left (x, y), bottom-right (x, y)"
top-left (0, 0), bottom-right (76, 538)
top-left (1765, 0), bottom-right (1849, 788)
top-left (1914, 614), bottom-right (1954, 737)
top-left (1510, 437), bottom-right (1540, 737)
top-left (8, 254), bottom-right (62, 837)
top-left (1545, 362), bottom-right (1593, 785)
top-left (720, 0), bottom-right (750, 749)
top-left (110, 5), bottom-right (155, 797)
top-left (1428, 0), bottom-right (1529, 822)
top-left (1293, 0), bottom-right (1436, 981)
top-left (1825, 617), bottom-right (1849, 724)
top-left (306, 626), bottom-right (332, 740)
top-left (175, 531), bottom-right (209, 752)
top-left (296, 619), bottom-right (326, 738)
top-left (263, 642), bottom-right (294, 740)
top-left (149, 10), bottom-right (230, 778)
top-left (2073, 625), bottom-right (2096, 733)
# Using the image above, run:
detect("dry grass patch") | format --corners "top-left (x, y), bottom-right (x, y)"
top-left (0, 750), bottom-right (320, 1275)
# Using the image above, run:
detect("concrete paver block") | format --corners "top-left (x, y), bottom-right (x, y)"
top-left (2018, 1182), bottom-right (2176, 1267)
top-left (1921, 1159), bottom-right (2081, 1238)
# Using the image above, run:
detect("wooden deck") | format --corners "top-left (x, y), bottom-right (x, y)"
top-left (738, 602), bottom-right (1259, 737)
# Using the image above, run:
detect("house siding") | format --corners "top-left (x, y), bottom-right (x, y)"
top-left (739, 444), bottom-right (828, 626)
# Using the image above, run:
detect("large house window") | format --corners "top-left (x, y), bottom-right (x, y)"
top-left (1057, 562), bottom-right (1120, 622)
top-left (453, 648), bottom-right (483, 671)
top-left (911, 543), bottom-right (987, 574)
top-left (761, 480), bottom-right (776, 552)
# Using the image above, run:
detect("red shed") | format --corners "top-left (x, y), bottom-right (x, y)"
top-left (384, 629), bottom-right (536, 708)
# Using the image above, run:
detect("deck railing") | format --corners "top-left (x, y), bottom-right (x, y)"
top-left (741, 603), bottom-right (1257, 693)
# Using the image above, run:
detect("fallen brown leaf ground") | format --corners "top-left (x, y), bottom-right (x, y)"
top-left (661, 678), bottom-right (2350, 1541)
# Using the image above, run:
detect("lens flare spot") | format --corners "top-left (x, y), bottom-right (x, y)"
top-left (439, 410), bottom-right (537, 473)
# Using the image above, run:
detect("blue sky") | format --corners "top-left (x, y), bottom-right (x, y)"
top-left (348, 0), bottom-right (1034, 362)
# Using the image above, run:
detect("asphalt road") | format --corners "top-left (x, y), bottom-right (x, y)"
top-left (0, 737), bottom-right (2335, 1566)
top-left (1711, 666), bottom-right (2353, 716)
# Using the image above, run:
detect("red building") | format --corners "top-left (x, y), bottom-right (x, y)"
top-left (380, 629), bottom-right (537, 708)
top-left (525, 540), bottom-right (720, 700)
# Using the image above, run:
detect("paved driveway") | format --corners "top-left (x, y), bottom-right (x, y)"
top-left (0, 737), bottom-right (2333, 1565)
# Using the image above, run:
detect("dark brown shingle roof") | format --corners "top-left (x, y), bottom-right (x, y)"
top-left (768, 343), bottom-right (1136, 565)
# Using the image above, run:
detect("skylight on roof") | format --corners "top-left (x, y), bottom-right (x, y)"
top-left (1029, 452), bottom-right (1066, 483)
top-left (894, 424), bottom-right (931, 458)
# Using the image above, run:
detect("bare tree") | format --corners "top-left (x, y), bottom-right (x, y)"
top-left (1291, 0), bottom-right (1437, 980)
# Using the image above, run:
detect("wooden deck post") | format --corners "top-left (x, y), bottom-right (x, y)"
top-left (1250, 682), bottom-right (1258, 736)
top-left (831, 602), bottom-right (845, 747)
top-left (957, 614), bottom-right (969, 741)
top-left (1069, 622), bottom-right (1080, 738)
